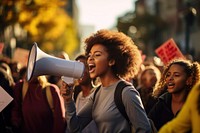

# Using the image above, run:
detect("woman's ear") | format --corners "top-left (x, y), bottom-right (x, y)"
top-left (186, 76), bottom-right (192, 86)
top-left (109, 59), bottom-right (115, 66)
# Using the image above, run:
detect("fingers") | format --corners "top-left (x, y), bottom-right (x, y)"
top-left (60, 80), bottom-right (74, 102)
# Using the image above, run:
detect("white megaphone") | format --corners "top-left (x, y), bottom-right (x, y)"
top-left (27, 42), bottom-right (85, 81)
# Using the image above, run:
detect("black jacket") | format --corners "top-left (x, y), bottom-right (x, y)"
top-left (148, 92), bottom-right (178, 131)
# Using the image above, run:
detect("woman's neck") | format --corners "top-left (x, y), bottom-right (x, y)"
top-left (81, 84), bottom-right (93, 97)
top-left (100, 74), bottom-right (120, 87)
top-left (172, 90), bottom-right (187, 103)
top-left (171, 91), bottom-right (186, 115)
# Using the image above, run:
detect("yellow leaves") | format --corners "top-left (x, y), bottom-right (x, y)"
top-left (34, 0), bottom-right (66, 6)
top-left (39, 6), bottom-right (56, 23)
top-left (44, 9), bottom-right (71, 39)
top-left (1, 0), bottom-right (78, 57)
top-left (41, 42), bottom-right (55, 51)
top-left (19, 10), bottom-right (40, 36)
top-left (28, 17), bottom-right (40, 36)
top-left (15, 0), bottom-right (79, 57)
top-left (63, 27), bottom-right (79, 57)
top-left (19, 10), bottom-right (32, 23)
top-left (18, 2), bottom-right (70, 37)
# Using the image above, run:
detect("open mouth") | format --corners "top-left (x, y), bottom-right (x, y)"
top-left (88, 63), bottom-right (96, 73)
top-left (167, 82), bottom-right (175, 88)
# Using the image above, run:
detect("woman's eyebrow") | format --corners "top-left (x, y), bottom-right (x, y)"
top-left (90, 50), bottom-right (103, 54)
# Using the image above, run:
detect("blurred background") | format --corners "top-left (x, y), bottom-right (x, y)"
top-left (0, 0), bottom-right (200, 63)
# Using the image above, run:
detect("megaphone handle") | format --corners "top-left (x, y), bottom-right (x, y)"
top-left (60, 81), bottom-right (74, 98)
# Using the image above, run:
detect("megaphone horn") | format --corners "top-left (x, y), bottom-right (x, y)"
top-left (27, 42), bottom-right (84, 81)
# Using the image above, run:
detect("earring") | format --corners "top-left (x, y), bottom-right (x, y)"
top-left (109, 60), bottom-right (115, 66)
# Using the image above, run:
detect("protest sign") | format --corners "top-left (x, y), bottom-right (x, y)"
top-left (0, 86), bottom-right (13, 112)
top-left (155, 38), bottom-right (185, 65)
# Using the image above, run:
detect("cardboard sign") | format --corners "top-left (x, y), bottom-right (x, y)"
top-left (155, 38), bottom-right (185, 65)
top-left (0, 42), bottom-right (4, 54)
top-left (13, 48), bottom-right (29, 67)
top-left (0, 86), bottom-right (13, 112)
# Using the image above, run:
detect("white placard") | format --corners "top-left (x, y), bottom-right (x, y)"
top-left (0, 86), bottom-right (13, 112)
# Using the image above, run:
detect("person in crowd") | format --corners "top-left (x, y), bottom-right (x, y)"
top-left (73, 54), bottom-right (96, 109)
top-left (62, 54), bottom-right (99, 133)
top-left (159, 81), bottom-right (200, 133)
top-left (137, 65), bottom-right (161, 114)
top-left (0, 62), bottom-right (13, 77)
top-left (18, 66), bottom-right (27, 80)
top-left (128, 63), bottom-right (145, 89)
top-left (11, 75), bottom-right (66, 133)
top-left (148, 59), bottom-right (200, 131)
top-left (0, 63), bottom-right (15, 133)
top-left (8, 61), bottom-right (22, 83)
top-left (60, 29), bottom-right (151, 133)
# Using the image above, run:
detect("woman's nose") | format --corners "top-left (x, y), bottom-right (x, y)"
top-left (87, 55), bottom-right (94, 60)
top-left (168, 75), bottom-right (174, 80)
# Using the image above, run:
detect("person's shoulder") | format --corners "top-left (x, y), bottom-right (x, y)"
top-left (47, 83), bottom-right (60, 94)
top-left (120, 80), bottom-right (137, 92)
top-left (120, 80), bottom-right (140, 99)
top-left (159, 92), bottom-right (171, 102)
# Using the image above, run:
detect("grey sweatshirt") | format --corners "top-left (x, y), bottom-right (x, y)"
top-left (65, 80), bottom-right (151, 133)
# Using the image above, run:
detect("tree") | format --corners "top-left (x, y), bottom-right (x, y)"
top-left (0, 0), bottom-right (79, 57)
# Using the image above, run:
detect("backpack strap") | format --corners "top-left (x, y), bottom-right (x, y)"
top-left (22, 81), bottom-right (29, 100)
top-left (45, 86), bottom-right (54, 112)
top-left (93, 81), bottom-right (131, 123)
top-left (93, 81), bottom-right (157, 132)
top-left (93, 85), bottom-right (101, 102)
top-left (114, 81), bottom-right (131, 123)
top-left (116, 81), bottom-right (158, 133)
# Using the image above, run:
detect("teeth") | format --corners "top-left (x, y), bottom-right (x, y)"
top-left (168, 82), bottom-right (174, 86)
top-left (88, 63), bottom-right (95, 72)
top-left (88, 64), bottom-right (95, 67)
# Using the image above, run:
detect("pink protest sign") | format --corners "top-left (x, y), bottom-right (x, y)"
top-left (155, 38), bottom-right (185, 65)
top-left (0, 43), bottom-right (4, 54)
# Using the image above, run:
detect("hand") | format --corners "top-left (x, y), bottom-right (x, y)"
top-left (60, 80), bottom-right (74, 102)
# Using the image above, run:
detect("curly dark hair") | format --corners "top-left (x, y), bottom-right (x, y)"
top-left (153, 59), bottom-right (200, 98)
top-left (84, 29), bottom-right (142, 80)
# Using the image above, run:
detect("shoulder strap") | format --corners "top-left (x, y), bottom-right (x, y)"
top-left (45, 86), bottom-right (54, 112)
top-left (22, 81), bottom-right (28, 101)
top-left (93, 81), bottom-right (131, 123)
top-left (114, 81), bottom-right (131, 123)
top-left (93, 85), bottom-right (101, 102)
top-left (93, 81), bottom-right (157, 132)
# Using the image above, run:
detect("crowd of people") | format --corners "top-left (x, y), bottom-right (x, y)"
top-left (0, 29), bottom-right (200, 133)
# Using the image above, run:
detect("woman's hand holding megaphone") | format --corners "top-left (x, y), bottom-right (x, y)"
top-left (60, 78), bottom-right (74, 103)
